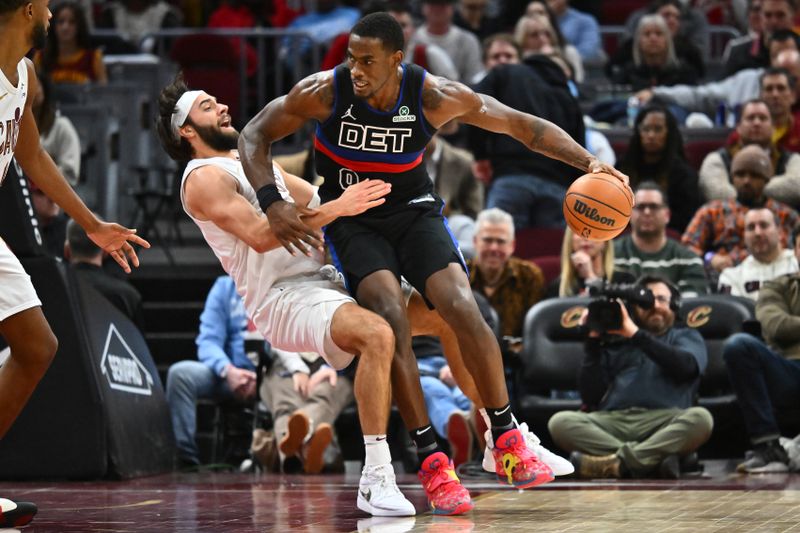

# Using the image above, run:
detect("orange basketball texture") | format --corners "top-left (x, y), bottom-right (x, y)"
top-left (563, 173), bottom-right (632, 242)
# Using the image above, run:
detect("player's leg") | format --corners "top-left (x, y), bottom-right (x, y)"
top-left (328, 302), bottom-right (415, 517)
top-left (0, 307), bottom-right (57, 439)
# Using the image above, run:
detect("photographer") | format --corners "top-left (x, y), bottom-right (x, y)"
top-left (548, 276), bottom-right (713, 479)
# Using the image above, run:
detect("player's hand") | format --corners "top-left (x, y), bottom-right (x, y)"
top-left (587, 158), bottom-right (633, 205)
top-left (308, 366), bottom-right (337, 393)
top-left (439, 365), bottom-right (456, 388)
top-left (337, 179), bottom-right (391, 216)
top-left (266, 200), bottom-right (323, 256)
top-left (87, 221), bottom-right (151, 274)
top-left (292, 372), bottom-right (310, 398)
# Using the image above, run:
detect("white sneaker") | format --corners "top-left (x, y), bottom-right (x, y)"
top-left (482, 422), bottom-right (574, 476)
top-left (357, 464), bottom-right (416, 517)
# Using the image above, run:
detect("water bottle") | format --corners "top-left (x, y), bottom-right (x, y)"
top-left (715, 103), bottom-right (728, 127)
top-left (627, 96), bottom-right (640, 128)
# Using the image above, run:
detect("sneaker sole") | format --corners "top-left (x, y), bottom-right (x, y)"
top-left (280, 412), bottom-right (309, 457)
top-left (357, 494), bottom-right (416, 517)
top-left (304, 423), bottom-right (333, 474)
top-left (495, 471), bottom-right (555, 489)
top-left (447, 413), bottom-right (473, 468)
top-left (431, 499), bottom-right (474, 516)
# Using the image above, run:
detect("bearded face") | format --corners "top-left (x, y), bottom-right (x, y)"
top-left (192, 122), bottom-right (239, 152)
top-left (32, 20), bottom-right (47, 50)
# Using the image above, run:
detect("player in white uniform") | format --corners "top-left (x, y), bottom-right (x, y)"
top-left (156, 76), bottom-right (478, 517)
top-left (0, 1), bottom-right (150, 527)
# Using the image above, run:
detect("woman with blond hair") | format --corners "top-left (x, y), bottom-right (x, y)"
top-left (513, 13), bottom-right (584, 83)
top-left (546, 227), bottom-right (635, 298)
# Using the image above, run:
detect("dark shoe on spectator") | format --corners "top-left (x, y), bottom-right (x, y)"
top-left (447, 410), bottom-right (473, 468)
top-left (680, 452), bottom-right (702, 474)
top-left (0, 498), bottom-right (37, 528)
top-left (570, 451), bottom-right (621, 479)
top-left (304, 423), bottom-right (333, 474)
top-left (737, 440), bottom-right (790, 473)
top-left (659, 454), bottom-right (680, 479)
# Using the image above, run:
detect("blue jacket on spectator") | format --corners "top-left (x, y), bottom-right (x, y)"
top-left (197, 276), bottom-right (256, 377)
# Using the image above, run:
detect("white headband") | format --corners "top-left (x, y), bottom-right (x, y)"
top-left (171, 90), bottom-right (203, 137)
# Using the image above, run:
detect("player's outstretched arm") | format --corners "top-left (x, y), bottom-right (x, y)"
top-left (238, 71), bottom-right (335, 256)
top-left (185, 164), bottom-right (390, 254)
top-left (14, 60), bottom-right (149, 273)
top-left (423, 77), bottom-right (629, 188)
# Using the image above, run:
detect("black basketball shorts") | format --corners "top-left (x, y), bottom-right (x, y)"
top-left (324, 196), bottom-right (466, 307)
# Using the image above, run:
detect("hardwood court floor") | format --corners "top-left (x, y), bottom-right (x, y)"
top-left (2, 461), bottom-right (800, 532)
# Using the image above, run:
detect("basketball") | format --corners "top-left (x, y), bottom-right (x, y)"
top-left (563, 173), bottom-right (632, 242)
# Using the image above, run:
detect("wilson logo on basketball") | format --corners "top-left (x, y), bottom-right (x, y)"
top-left (686, 305), bottom-right (712, 328)
top-left (573, 199), bottom-right (616, 227)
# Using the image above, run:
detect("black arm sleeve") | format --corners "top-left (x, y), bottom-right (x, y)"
top-left (578, 338), bottom-right (609, 409)
top-left (631, 330), bottom-right (699, 382)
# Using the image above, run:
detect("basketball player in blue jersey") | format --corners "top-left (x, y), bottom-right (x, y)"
top-left (0, 0), bottom-right (150, 527)
top-left (239, 12), bottom-right (629, 514)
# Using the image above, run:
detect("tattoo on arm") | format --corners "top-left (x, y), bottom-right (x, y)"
top-left (528, 116), bottom-right (588, 170)
top-left (421, 87), bottom-right (443, 110)
top-left (318, 81), bottom-right (334, 107)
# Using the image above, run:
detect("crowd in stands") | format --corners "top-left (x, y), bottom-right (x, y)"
top-left (27, 0), bottom-right (800, 477)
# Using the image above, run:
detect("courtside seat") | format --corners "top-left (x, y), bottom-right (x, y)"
top-left (514, 227), bottom-right (565, 260)
top-left (530, 255), bottom-right (562, 286)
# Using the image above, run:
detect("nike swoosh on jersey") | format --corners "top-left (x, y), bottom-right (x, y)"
top-left (0, 93), bottom-right (7, 102)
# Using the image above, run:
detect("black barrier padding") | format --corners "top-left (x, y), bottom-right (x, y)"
top-left (0, 161), bottom-right (45, 259)
top-left (71, 273), bottom-right (174, 478)
top-left (0, 257), bottom-right (174, 479)
top-left (0, 257), bottom-right (107, 479)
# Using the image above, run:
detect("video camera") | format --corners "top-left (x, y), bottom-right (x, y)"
top-left (586, 280), bottom-right (654, 332)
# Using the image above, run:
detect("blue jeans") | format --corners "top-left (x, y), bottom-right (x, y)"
top-left (166, 360), bottom-right (234, 464)
top-left (418, 356), bottom-right (471, 438)
top-left (723, 333), bottom-right (800, 441)
top-left (487, 174), bottom-right (567, 230)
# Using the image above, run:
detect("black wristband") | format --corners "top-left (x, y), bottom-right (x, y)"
top-left (256, 184), bottom-right (283, 213)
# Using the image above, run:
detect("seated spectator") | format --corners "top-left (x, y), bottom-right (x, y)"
top-left (682, 145), bottom-right (800, 275)
top-left (409, 0), bottom-right (483, 82)
top-left (548, 276), bottom-right (713, 479)
top-left (466, 208), bottom-right (546, 345)
top-left (260, 349), bottom-right (354, 473)
top-left (166, 276), bottom-right (258, 467)
top-left (637, 30), bottom-right (800, 121)
top-left (426, 132), bottom-right (484, 220)
top-left (29, 180), bottom-right (68, 260)
top-left (279, 0), bottom-right (359, 63)
top-left (718, 207), bottom-right (799, 299)
top-left (525, 0), bottom-right (584, 77)
top-left (722, 0), bottom-right (796, 77)
top-left (514, 12), bottom-right (583, 82)
top-left (624, 0), bottom-right (710, 54)
top-left (386, 1), bottom-right (460, 82)
top-left (34, 2), bottom-right (107, 85)
top-left (414, 336), bottom-right (473, 466)
top-left (453, 0), bottom-right (503, 40)
top-left (98, 0), bottom-right (182, 51)
top-left (760, 63), bottom-right (800, 152)
top-left (722, 245), bottom-right (800, 472)
top-left (547, 227), bottom-right (635, 298)
top-left (207, 0), bottom-right (260, 78)
top-left (615, 183), bottom-right (708, 297)
top-left (618, 104), bottom-right (701, 232)
top-left (608, 0), bottom-right (705, 84)
top-left (32, 71), bottom-right (81, 186)
top-left (699, 99), bottom-right (800, 202)
top-left (64, 218), bottom-right (145, 330)
top-left (468, 34), bottom-right (584, 230)
top-left (607, 14), bottom-right (700, 91)
top-left (546, 0), bottom-right (602, 61)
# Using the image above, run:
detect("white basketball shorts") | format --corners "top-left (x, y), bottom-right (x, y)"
top-left (259, 265), bottom-right (356, 370)
top-left (0, 238), bottom-right (41, 322)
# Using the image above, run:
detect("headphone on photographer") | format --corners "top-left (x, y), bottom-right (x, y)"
top-left (636, 275), bottom-right (681, 314)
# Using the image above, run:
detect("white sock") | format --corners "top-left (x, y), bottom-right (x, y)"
top-left (364, 435), bottom-right (392, 466)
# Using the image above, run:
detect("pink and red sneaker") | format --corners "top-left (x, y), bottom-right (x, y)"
top-left (418, 452), bottom-right (474, 515)
top-left (491, 428), bottom-right (554, 488)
